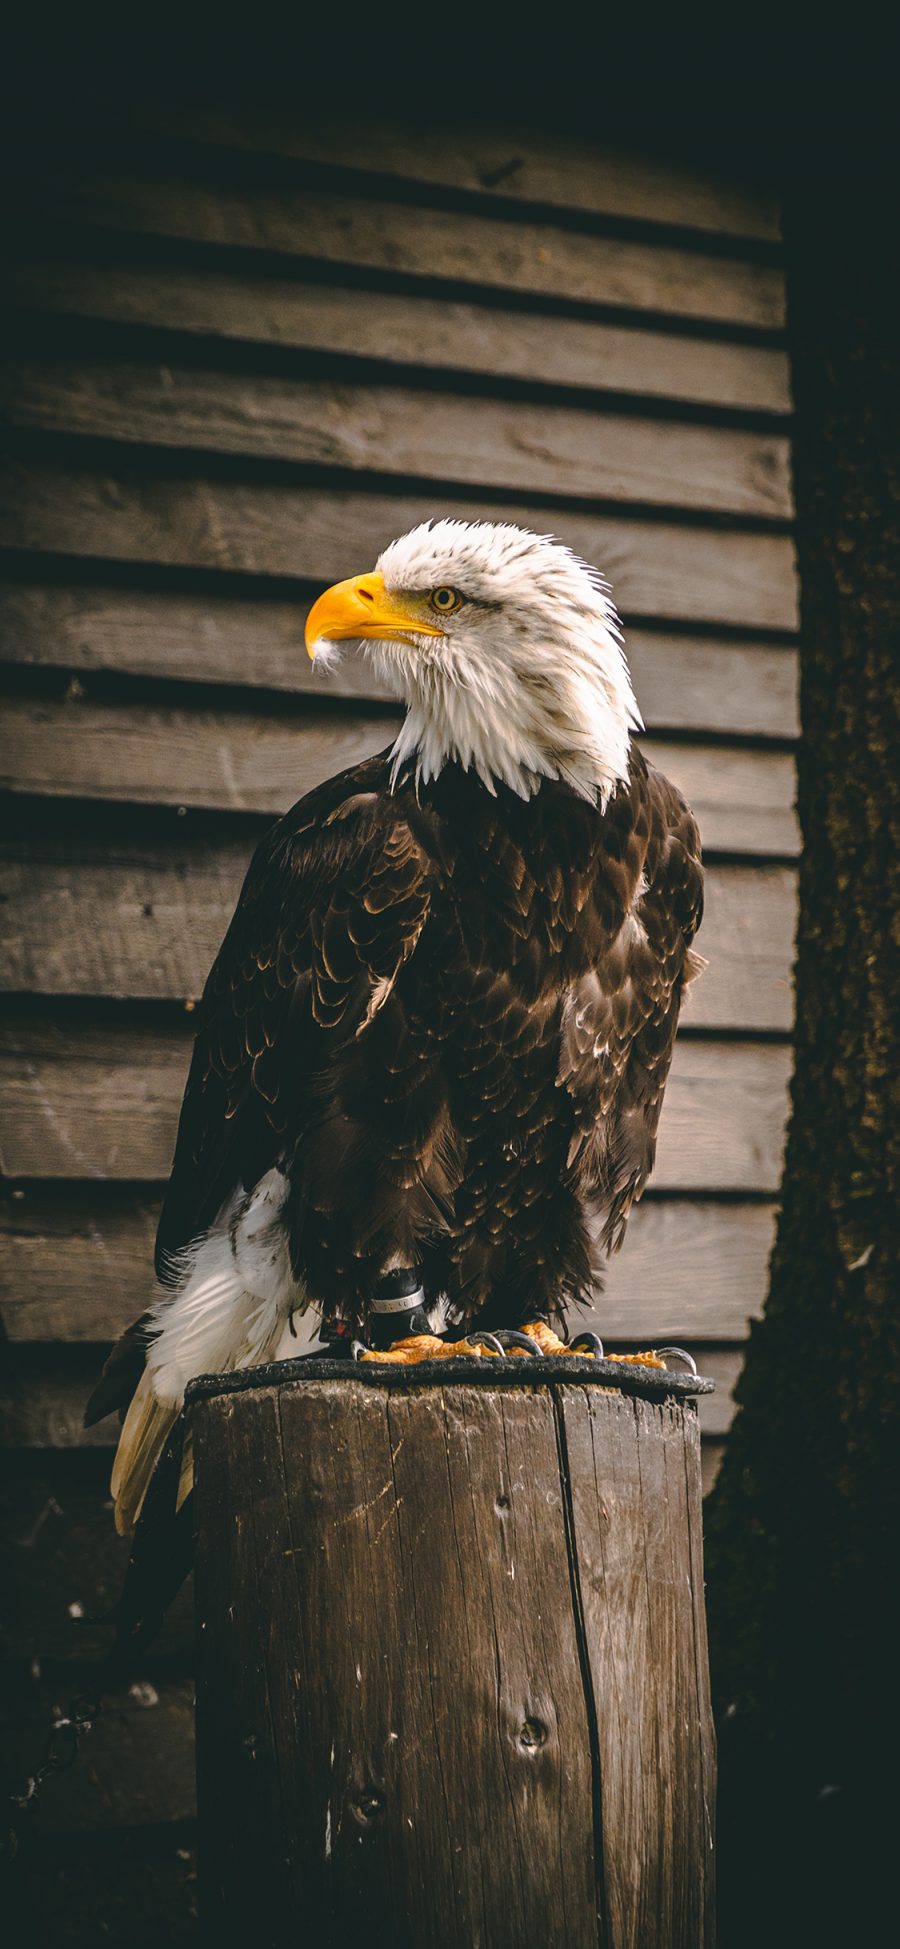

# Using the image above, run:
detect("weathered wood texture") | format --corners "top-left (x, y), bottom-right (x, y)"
top-left (1, 464), bottom-right (797, 630)
top-left (193, 1375), bottom-right (715, 1948)
top-left (32, 169), bottom-right (784, 327)
top-left (11, 263), bottom-right (792, 413)
top-left (3, 361), bottom-right (792, 517)
top-left (144, 109), bottom-right (780, 240)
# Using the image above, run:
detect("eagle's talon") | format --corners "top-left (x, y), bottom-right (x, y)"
top-left (358, 1333), bottom-right (504, 1364)
top-left (485, 1330), bottom-right (540, 1356)
top-left (459, 1332), bottom-right (506, 1356)
top-left (513, 1323), bottom-right (667, 1368)
top-left (358, 1333), bottom-right (448, 1364)
top-left (568, 1330), bottom-right (604, 1357)
top-left (653, 1346), bottom-right (698, 1375)
top-left (518, 1320), bottom-right (578, 1356)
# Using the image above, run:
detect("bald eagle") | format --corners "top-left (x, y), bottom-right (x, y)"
top-left (87, 520), bottom-right (704, 1540)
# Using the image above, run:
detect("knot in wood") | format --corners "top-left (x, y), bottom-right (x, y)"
top-left (518, 1717), bottom-right (548, 1752)
top-left (352, 1785), bottom-right (386, 1824)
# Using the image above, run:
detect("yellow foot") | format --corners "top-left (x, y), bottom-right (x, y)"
top-left (518, 1322), bottom-right (666, 1368)
top-left (358, 1333), bottom-right (501, 1365)
top-left (359, 1323), bottom-right (667, 1368)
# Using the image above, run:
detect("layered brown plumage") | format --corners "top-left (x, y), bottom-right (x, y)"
top-left (154, 741), bottom-right (702, 1333)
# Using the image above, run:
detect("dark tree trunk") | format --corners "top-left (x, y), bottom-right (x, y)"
top-left (705, 169), bottom-right (899, 1946)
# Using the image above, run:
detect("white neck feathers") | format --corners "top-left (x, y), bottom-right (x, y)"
top-left (374, 522), bottom-right (641, 805)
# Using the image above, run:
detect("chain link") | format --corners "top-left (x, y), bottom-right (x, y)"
top-left (3, 1694), bottom-right (102, 1863)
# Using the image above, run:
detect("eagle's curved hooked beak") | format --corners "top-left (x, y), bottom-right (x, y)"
top-left (305, 572), bottom-right (445, 660)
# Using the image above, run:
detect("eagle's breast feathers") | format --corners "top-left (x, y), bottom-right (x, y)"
top-left (155, 743), bottom-right (702, 1317)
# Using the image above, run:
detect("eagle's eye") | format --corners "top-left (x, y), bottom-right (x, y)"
top-left (429, 586), bottom-right (464, 616)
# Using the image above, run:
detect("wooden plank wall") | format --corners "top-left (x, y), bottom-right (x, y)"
top-left (0, 115), bottom-right (795, 1925)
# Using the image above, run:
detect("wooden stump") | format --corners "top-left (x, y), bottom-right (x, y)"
top-left (191, 1363), bottom-right (715, 1948)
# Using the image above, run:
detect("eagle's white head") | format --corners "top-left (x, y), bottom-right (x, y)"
top-left (305, 519), bottom-right (642, 806)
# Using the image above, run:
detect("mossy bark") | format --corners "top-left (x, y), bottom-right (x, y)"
top-left (705, 174), bottom-right (899, 1945)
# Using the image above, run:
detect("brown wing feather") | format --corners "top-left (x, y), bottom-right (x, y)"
top-left (154, 750), bottom-right (435, 1278)
top-left (559, 750), bottom-right (704, 1252)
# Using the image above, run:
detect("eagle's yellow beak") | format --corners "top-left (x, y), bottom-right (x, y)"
top-left (305, 571), bottom-right (445, 660)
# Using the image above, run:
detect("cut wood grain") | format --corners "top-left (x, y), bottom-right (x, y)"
top-left (4, 362), bottom-right (792, 519)
top-left (560, 1385), bottom-right (715, 1943)
top-left (148, 111), bottom-right (781, 241)
top-left (192, 1376), bottom-right (714, 1945)
top-left (0, 841), bottom-right (797, 1030)
top-left (0, 1021), bottom-right (791, 1191)
top-left (0, 1193), bottom-right (774, 1344)
top-left (195, 1380), bottom-right (597, 1943)
top-left (0, 1348), bottom-right (741, 1448)
top-left (0, 1439), bottom-right (719, 1674)
top-left (0, 581), bottom-right (801, 737)
top-left (42, 171), bottom-right (786, 329)
top-left (0, 465), bottom-right (800, 630)
top-left (0, 691), bottom-right (799, 855)
top-left (11, 263), bottom-right (793, 414)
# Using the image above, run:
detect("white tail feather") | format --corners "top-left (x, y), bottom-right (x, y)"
top-left (176, 1426), bottom-right (194, 1516)
top-left (111, 1371), bottom-right (179, 1536)
top-left (111, 1169), bottom-right (304, 1533)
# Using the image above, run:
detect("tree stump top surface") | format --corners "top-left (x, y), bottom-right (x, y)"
top-left (186, 1350), bottom-right (715, 1408)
